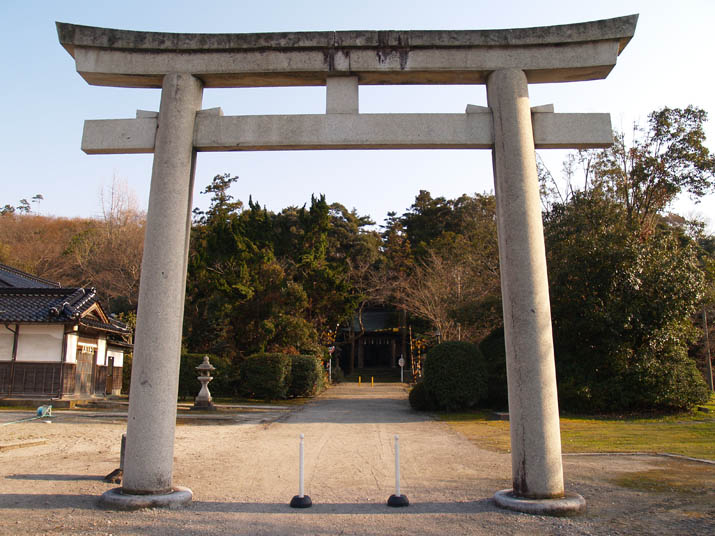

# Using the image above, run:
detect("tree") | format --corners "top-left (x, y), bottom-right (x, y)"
top-left (533, 106), bottom-right (715, 409)
top-left (184, 173), bottom-right (263, 356)
top-left (0, 181), bottom-right (143, 314)
top-left (184, 175), bottom-right (378, 361)
top-left (1, 194), bottom-right (44, 215)
top-left (540, 106), bottom-right (715, 232)
top-left (384, 192), bottom-right (501, 343)
top-left (544, 190), bottom-right (709, 411)
top-left (57, 178), bottom-right (145, 311)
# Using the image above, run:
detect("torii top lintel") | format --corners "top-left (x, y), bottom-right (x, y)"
top-left (56, 15), bottom-right (637, 89)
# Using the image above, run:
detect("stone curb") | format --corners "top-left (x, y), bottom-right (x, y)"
top-left (494, 489), bottom-right (586, 517)
top-left (98, 486), bottom-right (192, 510)
top-left (562, 452), bottom-right (715, 465)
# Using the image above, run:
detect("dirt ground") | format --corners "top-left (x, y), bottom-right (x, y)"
top-left (1, 383), bottom-right (713, 535)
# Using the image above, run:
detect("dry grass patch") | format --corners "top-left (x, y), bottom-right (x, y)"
top-left (611, 459), bottom-right (715, 494)
top-left (439, 396), bottom-right (715, 460)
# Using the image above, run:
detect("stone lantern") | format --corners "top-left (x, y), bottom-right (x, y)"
top-left (192, 355), bottom-right (216, 411)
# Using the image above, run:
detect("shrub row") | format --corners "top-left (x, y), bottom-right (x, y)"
top-left (176, 352), bottom-right (326, 401)
top-left (239, 353), bottom-right (326, 400)
top-left (475, 328), bottom-right (709, 413)
top-left (410, 341), bottom-right (488, 411)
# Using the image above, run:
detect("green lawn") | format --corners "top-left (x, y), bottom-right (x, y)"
top-left (440, 396), bottom-right (715, 460)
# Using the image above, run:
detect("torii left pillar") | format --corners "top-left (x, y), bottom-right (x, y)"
top-left (101, 72), bottom-right (202, 508)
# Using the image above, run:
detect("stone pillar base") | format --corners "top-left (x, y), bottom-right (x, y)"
top-left (191, 401), bottom-right (216, 411)
top-left (99, 486), bottom-right (192, 510)
top-left (494, 489), bottom-right (585, 516)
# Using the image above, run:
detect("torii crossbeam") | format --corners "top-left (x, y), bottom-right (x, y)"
top-left (57, 15), bottom-right (637, 515)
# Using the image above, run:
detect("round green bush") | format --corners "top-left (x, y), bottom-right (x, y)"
top-left (289, 354), bottom-right (326, 397)
top-left (240, 353), bottom-right (292, 400)
top-left (408, 381), bottom-right (434, 411)
top-left (423, 341), bottom-right (487, 411)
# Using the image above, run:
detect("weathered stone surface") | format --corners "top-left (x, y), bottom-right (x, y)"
top-left (326, 76), bottom-right (359, 114)
top-left (81, 111), bottom-right (611, 154)
top-left (494, 489), bottom-right (586, 516)
top-left (487, 68), bottom-right (564, 499)
top-left (56, 17), bottom-right (638, 52)
top-left (121, 72), bottom-right (203, 497)
top-left (99, 486), bottom-right (192, 511)
top-left (81, 118), bottom-right (157, 154)
top-left (56, 16), bottom-right (637, 88)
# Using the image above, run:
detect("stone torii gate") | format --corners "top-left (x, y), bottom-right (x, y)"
top-left (57, 15), bottom-right (637, 514)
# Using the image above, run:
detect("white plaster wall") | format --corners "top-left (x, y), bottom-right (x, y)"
top-left (0, 329), bottom-right (14, 361)
top-left (97, 337), bottom-right (107, 365)
top-left (15, 324), bottom-right (64, 363)
top-left (65, 332), bottom-right (78, 364)
top-left (107, 348), bottom-right (124, 367)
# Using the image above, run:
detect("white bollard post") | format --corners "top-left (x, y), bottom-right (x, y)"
top-left (395, 435), bottom-right (401, 497)
top-left (387, 434), bottom-right (409, 507)
top-left (290, 433), bottom-right (312, 508)
top-left (299, 433), bottom-right (305, 498)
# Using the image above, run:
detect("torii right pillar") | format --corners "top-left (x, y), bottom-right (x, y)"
top-left (488, 69), bottom-right (584, 514)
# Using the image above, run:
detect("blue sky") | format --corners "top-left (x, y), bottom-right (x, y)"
top-left (2, 0), bottom-right (714, 229)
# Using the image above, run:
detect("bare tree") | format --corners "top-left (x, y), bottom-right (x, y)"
top-left (393, 246), bottom-right (500, 343)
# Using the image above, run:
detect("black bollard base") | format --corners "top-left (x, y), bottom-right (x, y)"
top-left (290, 495), bottom-right (312, 508)
top-left (387, 494), bottom-right (409, 507)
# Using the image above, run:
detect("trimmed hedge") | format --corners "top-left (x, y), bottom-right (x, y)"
top-left (240, 353), bottom-right (327, 400)
top-left (423, 341), bottom-right (487, 411)
top-left (240, 353), bottom-right (292, 400)
top-left (289, 355), bottom-right (326, 397)
top-left (408, 381), bottom-right (434, 411)
top-left (479, 326), bottom-right (710, 413)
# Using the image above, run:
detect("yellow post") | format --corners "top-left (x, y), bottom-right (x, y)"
top-left (371, 376), bottom-right (374, 387)
top-left (358, 376), bottom-right (361, 386)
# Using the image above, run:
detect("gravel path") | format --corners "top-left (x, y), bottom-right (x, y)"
top-left (0, 382), bottom-right (713, 535)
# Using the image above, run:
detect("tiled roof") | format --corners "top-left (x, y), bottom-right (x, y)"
top-left (0, 287), bottom-right (98, 323)
top-left (80, 316), bottom-right (131, 335)
top-left (0, 264), bottom-right (132, 338)
top-left (0, 263), bottom-right (61, 288)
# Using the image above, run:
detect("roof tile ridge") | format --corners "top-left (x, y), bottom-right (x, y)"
top-left (72, 287), bottom-right (97, 310)
top-left (47, 287), bottom-right (88, 318)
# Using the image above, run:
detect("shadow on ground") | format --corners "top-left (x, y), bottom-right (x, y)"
top-left (286, 397), bottom-right (430, 424)
top-left (0, 492), bottom-right (496, 516)
top-left (187, 499), bottom-right (496, 515)
top-left (7, 474), bottom-right (104, 481)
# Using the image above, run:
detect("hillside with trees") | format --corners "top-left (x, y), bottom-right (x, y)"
top-left (0, 180), bottom-right (144, 313)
